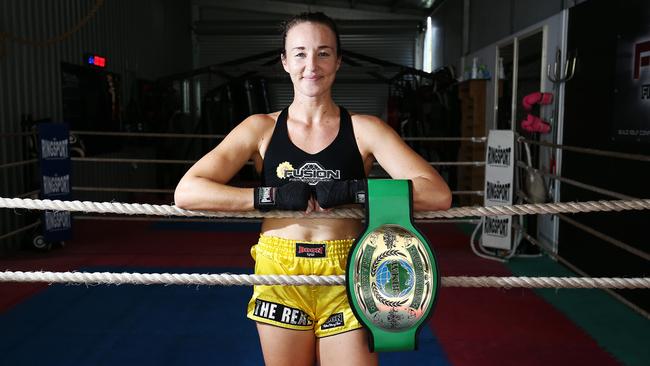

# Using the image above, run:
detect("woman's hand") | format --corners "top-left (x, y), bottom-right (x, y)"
top-left (305, 196), bottom-right (331, 214)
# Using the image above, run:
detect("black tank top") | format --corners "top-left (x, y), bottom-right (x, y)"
top-left (261, 106), bottom-right (366, 187)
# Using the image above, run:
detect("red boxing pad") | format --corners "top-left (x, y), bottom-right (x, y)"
top-left (522, 92), bottom-right (554, 110)
top-left (521, 114), bottom-right (551, 134)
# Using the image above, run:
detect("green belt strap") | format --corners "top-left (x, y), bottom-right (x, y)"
top-left (347, 179), bottom-right (440, 352)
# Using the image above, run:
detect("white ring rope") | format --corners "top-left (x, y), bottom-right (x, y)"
top-left (71, 157), bottom-right (479, 168)
top-left (517, 161), bottom-right (636, 201)
top-left (18, 189), bottom-right (40, 199)
top-left (556, 212), bottom-right (650, 261)
top-left (518, 137), bottom-right (650, 162)
top-left (1, 271), bottom-right (648, 289)
top-left (71, 187), bottom-right (482, 196)
top-left (515, 191), bottom-right (649, 262)
top-left (71, 157), bottom-right (482, 168)
top-left (425, 161), bottom-right (485, 167)
top-left (452, 190), bottom-right (484, 196)
top-left (71, 130), bottom-right (226, 139)
top-left (402, 136), bottom-right (487, 143)
top-left (376, 161), bottom-right (485, 167)
top-left (0, 131), bottom-right (34, 138)
top-left (73, 215), bottom-right (479, 225)
top-left (1, 197), bottom-right (648, 219)
top-left (68, 130), bottom-right (486, 143)
top-left (522, 231), bottom-right (650, 319)
top-left (0, 221), bottom-right (40, 240)
top-left (72, 157), bottom-right (196, 165)
top-left (73, 186), bottom-right (175, 194)
top-left (0, 159), bottom-right (38, 170)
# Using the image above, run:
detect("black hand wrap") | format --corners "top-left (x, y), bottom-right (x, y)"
top-left (254, 181), bottom-right (312, 211)
top-left (314, 179), bottom-right (367, 209)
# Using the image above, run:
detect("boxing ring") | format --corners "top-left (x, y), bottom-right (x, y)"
top-left (1, 127), bottom-right (648, 363)
top-left (0, 129), bottom-right (648, 292)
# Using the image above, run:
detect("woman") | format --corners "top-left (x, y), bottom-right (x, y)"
top-left (174, 12), bottom-right (451, 366)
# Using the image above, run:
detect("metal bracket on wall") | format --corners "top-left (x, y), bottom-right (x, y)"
top-left (545, 48), bottom-right (576, 200)
top-left (547, 48), bottom-right (576, 84)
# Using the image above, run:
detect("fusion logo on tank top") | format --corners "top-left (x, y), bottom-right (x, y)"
top-left (261, 106), bottom-right (365, 187)
top-left (276, 161), bottom-right (341, 185)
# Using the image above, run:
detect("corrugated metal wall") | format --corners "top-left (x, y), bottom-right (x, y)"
top-left (197, 33), bottom-right (415, 67)
top-left (195, 9), bottom-right (417, 117)
top-left (467, 0), bottom-right (566, 53)
top-left (430, 0), bottom-right (464, 72)
top-left (268, 82), bottom-right (395, 116)
top-left (0, 0), bottom-right (191, 254)
top-left (431, 0), bottom-right (589, 69)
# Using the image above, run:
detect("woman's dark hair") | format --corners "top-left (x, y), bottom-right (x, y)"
top-left (280, 12), bottom-right (341, 58)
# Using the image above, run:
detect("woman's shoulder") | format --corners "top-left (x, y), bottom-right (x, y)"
top-left (238, 111), bottom-right (281, 132)
top-left (349, 112), bottom-right (390, 133)
top-left (244, 111), bottom-right (280, 124)
top-left (348, 112), bottom-right (397, 154)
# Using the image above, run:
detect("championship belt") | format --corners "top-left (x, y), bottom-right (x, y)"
top-left (346, 179), bottom-right (440, 352)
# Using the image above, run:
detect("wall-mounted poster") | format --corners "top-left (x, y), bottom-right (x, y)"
top-left (612, 12), bottom-right (650, 143)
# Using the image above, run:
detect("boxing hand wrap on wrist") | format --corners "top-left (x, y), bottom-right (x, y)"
top-left (254, 181), bottom-right (312, 211)
top-left (314, 179), bottom-right (367, 209)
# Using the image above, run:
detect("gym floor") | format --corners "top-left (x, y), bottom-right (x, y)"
top-left (1, 220), bottom-right (648, 365)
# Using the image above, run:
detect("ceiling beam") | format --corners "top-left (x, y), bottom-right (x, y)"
top-left (391, 0), bottom-right (407, 10)
top-left (193, 19), bottom-right (421, 35)
top-left (193, 0), bottom-right (425, 20)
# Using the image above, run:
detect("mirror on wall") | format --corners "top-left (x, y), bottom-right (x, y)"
top-left (495, 43), bottom-right (514, 130)
top-left (494, 30), bottom-right (545, 132)
top-left (515, 31), bottom-right (544, 134)
top-left (513, 30), bottom-right (545, 247)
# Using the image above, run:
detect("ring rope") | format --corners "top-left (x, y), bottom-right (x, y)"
top-left (515, 191), bottom-right (649, 261)
top-left (74, 187), bottom-right (479, 197)
top-left (71, 188), bottom-right (480, 198)
top-left (72, 157), bottom-right (196, 165)
top-left (73, 187), bottom-right (176, 194)
top-left (18, 190), bottom-right (40, 199)
top-left (71, 131), bottom-right (226, 139)
top-left (0, 271), bottom-right (648, 289)
top-left (401, 136), bottom-right (486, 143)
top-left (452, 190), bottom-right (483, 196)
top-left (1, 197), bottom-right (648, 219)
top-left (74, 216), bottom-right (263, 223)
top-left (518, 137), bottom-right (650, 162)
top-left (374, 162), bottom-right (485, 167)
top-left (0, 221), bottom-right (40, 241)
top-left (70, 187), bottom-right (482, 196)
top-left (0, 159), bottom-right (38, 170)
top-left (73, 216), bottom-right (480, 225)
top-left (521, 231), bottom-right (650, 319)
top-left (556, 213), bottom-right (650, 261)
top-left (70, 157), bottom-right (482, 168)
top-left (0, 131), bottom-right (34, 138)
top-left (68, 130), bottom-right (486, 143)
top-left (422, 161), bottom-right (485, 167)
top-left (517, 161), bottom-right (637, 201)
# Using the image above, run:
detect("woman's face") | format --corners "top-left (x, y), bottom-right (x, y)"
top-left (282, 22), bottom-right (341, 99)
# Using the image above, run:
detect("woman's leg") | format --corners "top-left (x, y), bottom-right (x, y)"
top-left (257, 322), bottom-right (316, 366)
top-left (316, 329), bottom-right (378, 366)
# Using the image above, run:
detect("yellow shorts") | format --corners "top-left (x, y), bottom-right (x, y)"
top-left (247, 235), bottom-right (363, 338)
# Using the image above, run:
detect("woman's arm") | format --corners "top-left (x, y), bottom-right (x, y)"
top-left (352, 115), bottom-right (452, 211)
top-left (174, 114), bottom-right (273, 211)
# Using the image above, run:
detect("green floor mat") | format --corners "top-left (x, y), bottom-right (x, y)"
top-left (507, 256), bottom-right (650, 366)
